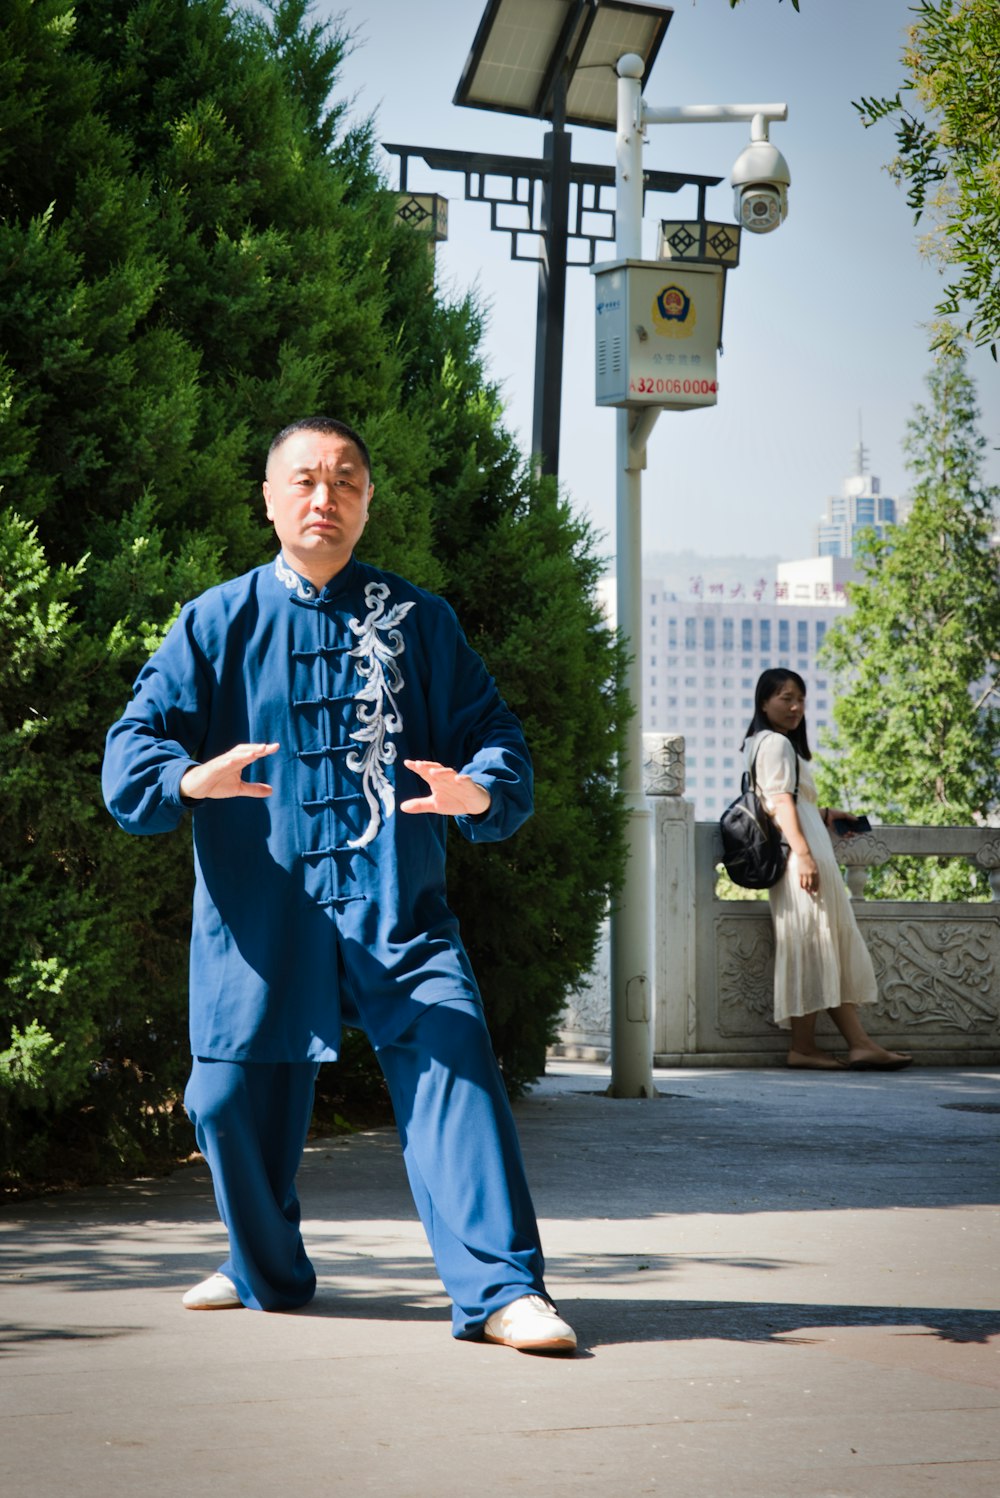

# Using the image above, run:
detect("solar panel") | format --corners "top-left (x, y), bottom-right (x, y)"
top-left (455, 0), bottom-right (673, 130)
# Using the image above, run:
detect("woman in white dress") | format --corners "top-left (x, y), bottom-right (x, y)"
top-left (744, 669), bottom-right (912, 1071)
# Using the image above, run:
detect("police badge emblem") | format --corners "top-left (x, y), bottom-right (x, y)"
top-left (652, 283), bottom-right (696, 338)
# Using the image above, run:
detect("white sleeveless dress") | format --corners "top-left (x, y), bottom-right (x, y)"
top-left (745, 730), bottom-right (877, 1027)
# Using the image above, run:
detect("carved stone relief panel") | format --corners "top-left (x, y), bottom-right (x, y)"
top-left (711, 910), bottom-right (999, 1044)
top-left (560, 984), bottom-right (612, 1041)
top-left (862, 916), bottom-right (999, 1034)
top-left (715, 915), bottom-right (778, 1037)
top-left (558, 927), bottom-right (611, 1044)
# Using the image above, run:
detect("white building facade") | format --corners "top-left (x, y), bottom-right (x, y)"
top-left (642, 576), bottom-right (846, 820)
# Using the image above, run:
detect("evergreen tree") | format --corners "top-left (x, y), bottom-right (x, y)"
top-left (0, 0), bottom-right (627, 1188)
top-left (816, 345), bottom-right (1000, 898)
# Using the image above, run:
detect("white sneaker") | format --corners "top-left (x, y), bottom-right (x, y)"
top-left (181, 1272), bottom-right (242, 1310)
top-left (482, 1295), bottom-right (577, 1353)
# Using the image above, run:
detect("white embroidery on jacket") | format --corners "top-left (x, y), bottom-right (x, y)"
top-left (275, 553), bottom-right (318, 600)
top-left (345, 582), bottom-right (416, 849)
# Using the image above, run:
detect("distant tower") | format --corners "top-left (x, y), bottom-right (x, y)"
top-left (852, 410), bottom-right (869, 482)
top-left (816, 418), bottom-right (898, 557)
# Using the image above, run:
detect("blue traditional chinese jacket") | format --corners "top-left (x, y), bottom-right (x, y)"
top-left (102, 554), bottom-right (533, 1062)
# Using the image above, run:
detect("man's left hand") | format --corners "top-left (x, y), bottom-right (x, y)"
top-left (400, 759), bottom-right (492, 818)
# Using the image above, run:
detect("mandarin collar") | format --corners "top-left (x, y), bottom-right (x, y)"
top-left (274, 552), bottom-right (361, 604)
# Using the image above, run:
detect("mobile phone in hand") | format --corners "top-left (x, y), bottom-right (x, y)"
top-left (832, 814), bottom-right (871, 836)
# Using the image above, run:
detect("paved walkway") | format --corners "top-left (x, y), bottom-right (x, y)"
top-left (3, 1061), bottom-right (999, 1498)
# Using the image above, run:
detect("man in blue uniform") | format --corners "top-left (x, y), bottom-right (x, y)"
top-left (102, 417), bottom-right (576, 1354)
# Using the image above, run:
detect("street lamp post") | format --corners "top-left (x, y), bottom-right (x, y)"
top-left (608, 55), bottom-right (655, 1098)
top-left (606, 55), bottom-right (789, 1097)
top-left (532, 78), bottom-right (573, 476)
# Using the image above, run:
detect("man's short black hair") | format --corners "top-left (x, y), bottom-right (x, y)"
top-left (267, 417), bottom-right (371, 478)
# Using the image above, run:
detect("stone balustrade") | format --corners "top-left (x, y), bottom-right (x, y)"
top-left (554, 733), bottom-right (1000, 1066)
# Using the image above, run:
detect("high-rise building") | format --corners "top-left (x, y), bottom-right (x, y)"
top-left (816, 431), bottom-right (898, 558)
top-left (642, 584), bottom-right (844, 819)
top-left (596, 431), bottom-right (906, 820)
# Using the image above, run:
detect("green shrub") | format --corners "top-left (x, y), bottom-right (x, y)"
top-left (0, 0), bottom-right (627, 1190)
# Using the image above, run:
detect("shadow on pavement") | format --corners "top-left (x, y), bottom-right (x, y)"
top-left (564, 1298), bottom-right (1000, 1348)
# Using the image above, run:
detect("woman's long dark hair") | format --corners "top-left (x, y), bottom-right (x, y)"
top-left (740, 668), bottom-right (812, 759)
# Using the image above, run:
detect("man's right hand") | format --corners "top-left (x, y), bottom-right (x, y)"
top-left (180, 743), bottom-right (280, 802)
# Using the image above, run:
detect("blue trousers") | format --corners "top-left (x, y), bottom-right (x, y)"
top-left (184, 999), bottom-right (546, 1336)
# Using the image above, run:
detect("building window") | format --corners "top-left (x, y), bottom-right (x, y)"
top-left (668, 619), bottom-right (678, 648)
top-left (741, 620), bottom-right (753, 652)
top-left (704, 618), bottom-right (716, 651)
top-left (685, 618), bottom-right (697, 648)
top-left (816, 621), bottom-right (827, 648)
top-left (722, 618), bottom-right (734, 651)
top-left (778, 619), bottom-right (790, 652)
top-left (759, 620), bottom-right (771, 652)
top-left (797, 619), bottom-right (808, 653)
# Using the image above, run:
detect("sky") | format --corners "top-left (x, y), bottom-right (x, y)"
top-left (322, 0), bottom-right (999, 565)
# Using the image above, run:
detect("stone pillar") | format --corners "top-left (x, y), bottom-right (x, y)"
top-left (643, 734), bottom-right (696, 1059)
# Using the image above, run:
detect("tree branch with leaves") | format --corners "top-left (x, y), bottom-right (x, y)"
top-left (854, 0), bottom-right (1000, 356)
top-left (816, 345), bottom-right (1000, 900)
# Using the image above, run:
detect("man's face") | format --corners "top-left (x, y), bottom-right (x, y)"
top-left (263, 428), bottom-right (374, 587)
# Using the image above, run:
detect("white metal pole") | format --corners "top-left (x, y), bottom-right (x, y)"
top-left (608, 54), bottom-right (655, 1098)
top-left (642, 102), bottom-right (787, 127)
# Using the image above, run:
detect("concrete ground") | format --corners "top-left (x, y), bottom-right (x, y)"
top-left (3, 1060), bottom-right (999, 1498)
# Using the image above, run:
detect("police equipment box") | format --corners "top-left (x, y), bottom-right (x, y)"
top-left (593, 259), bottom-right (725, 411)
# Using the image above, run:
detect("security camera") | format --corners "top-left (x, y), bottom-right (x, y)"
top-left (730, 135), bottom-right (790, 235)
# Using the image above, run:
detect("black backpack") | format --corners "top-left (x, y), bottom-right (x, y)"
top-left (719, 735), bottom-right (800, 890)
